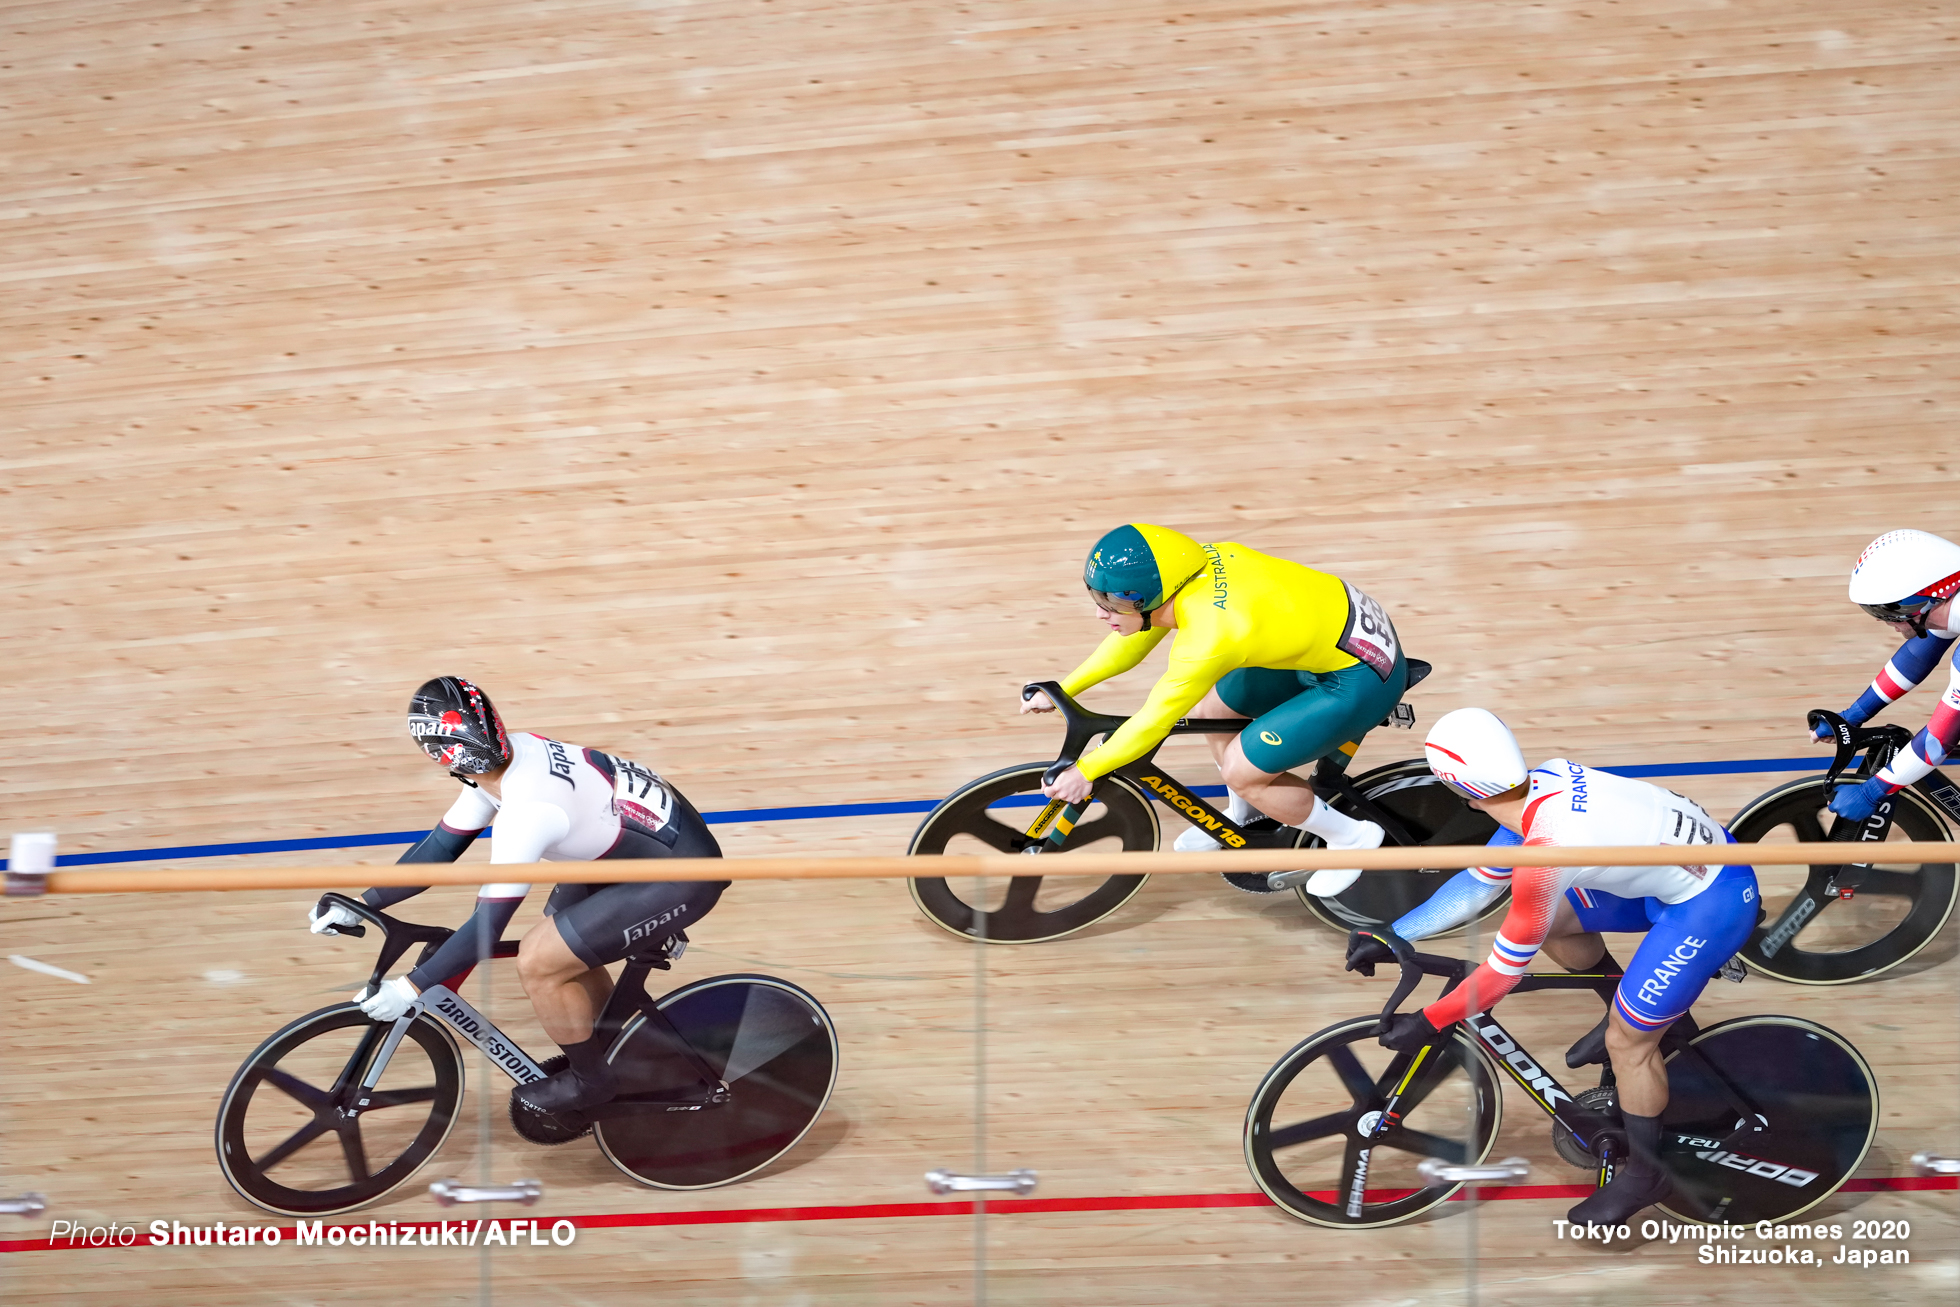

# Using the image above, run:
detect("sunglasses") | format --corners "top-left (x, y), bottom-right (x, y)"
top-left (1859, 595), bottom-right (1941, 625)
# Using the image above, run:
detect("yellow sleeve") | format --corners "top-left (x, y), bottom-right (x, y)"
top-left (1075, 641), bottom-right (1236, 781)
top-left (1058, 627), bottom-right (1170, 698)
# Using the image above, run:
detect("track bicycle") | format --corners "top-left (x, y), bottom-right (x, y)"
top-left (905, 662), bottom-right (1507, 944)
top-left (216, 893), bottom-right (839, 1216)
top-left (1727, 709), bottom-right (1958, 985)
top-left (1243, 935), bottom-right (1878, 1229)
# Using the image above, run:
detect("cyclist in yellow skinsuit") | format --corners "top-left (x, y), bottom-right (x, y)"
top-left (1026, 523), bottom-right (1407, 890)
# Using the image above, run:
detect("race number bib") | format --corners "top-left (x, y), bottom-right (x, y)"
top-left (1661, 797), bottom-right (1718, 879)
top-left (1336, 581), bottom-right (1401, 682)
top-left (609, 756), bottom-right (677, 837)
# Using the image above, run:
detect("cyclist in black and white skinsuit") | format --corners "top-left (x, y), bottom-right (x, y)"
top-left (308, 677), bottom-right (729, 1125)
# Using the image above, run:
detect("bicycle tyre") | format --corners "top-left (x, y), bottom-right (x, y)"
top-left (595, 974), bottom-right (839, 1189)
top-left (1657, 1015), bottom-right (1877, 1225)
top-left (906, 761), bottom-right (1159, 944)
top-left (1244, 1015), bottom-right (1502, 1228)
top-left (1730, 777), bottom-right (1956, 984)
top-left (1295, 759), bottom-right (1510, 935)
top-left (215, 1004), bottom-right (464, 1217)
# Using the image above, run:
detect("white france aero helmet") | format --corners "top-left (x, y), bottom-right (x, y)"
top-left (1849, 530), bottom-right (1960, 637)
top-left (1424, 707), bottom-right (1529, 800)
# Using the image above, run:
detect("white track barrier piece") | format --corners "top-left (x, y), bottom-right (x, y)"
top-left (6, 832), bottom-right (56, 897)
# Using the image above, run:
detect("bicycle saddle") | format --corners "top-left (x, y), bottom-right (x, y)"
top-left (1404, 658), bottom-right (1433, 690)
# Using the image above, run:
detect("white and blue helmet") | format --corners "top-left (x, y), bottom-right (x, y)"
top-left (1424, 707), bottom-right (1528, 800)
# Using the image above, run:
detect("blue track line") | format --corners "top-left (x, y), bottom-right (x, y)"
top-left (4, 755), bottom-right (1832, 869)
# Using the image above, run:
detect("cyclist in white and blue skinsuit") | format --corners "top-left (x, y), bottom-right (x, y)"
top-left (1356, 709), bottom-right (1758, 1229)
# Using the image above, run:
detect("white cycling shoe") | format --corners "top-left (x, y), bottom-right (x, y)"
top-left (1268, 821), bottom-right (1385, 896)
top-left (1174, 790), bottom-right (1265, 852)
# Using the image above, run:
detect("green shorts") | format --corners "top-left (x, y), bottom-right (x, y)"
top-left (1216, 652), bottom-right (1408, 776)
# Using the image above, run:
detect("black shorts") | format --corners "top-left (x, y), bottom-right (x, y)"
top-left (544, 785), bottom-right (729, 970)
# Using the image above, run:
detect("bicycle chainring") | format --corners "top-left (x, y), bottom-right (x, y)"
top-left (1221, 820), bottom-right (1291, 893)
top-left (509, 1055), bottom-right (594, 1146)
top-left (1551, 1085), bottom-right (1618, 1170)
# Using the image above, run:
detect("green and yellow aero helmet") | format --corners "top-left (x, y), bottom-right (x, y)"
top-left (1083, 524), bottom-right (1207, 629)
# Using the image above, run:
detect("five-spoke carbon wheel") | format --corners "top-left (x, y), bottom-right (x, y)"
top-left (1245, 1015), bottom-right (1502, 1227)
top-left (1295, 760), bottom-right (1509, 935)
top-left (1730, 778), bottom-right (1956, 984)
top-left (596, 975), bottom-right (839, 1189)
top-left (216, 1004), bottom-right (464, 1216)
top-left (1658, 1016), bottom-right (1876, 1224)
top-left (907, 762), bottom-right (1161, 943)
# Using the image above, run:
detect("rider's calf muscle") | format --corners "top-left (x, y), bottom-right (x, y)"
top-left (518, 919), bottom-right (611, 1044)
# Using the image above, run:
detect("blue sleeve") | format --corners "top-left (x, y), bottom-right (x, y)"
top-left (1391, 827), bottom-right (1522, 940)
top-left (1846, 633), bottom-right (1959, 724)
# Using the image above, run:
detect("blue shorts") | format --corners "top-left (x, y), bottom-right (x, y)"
top-left (1565, 837), bottom-right (1759, 1031)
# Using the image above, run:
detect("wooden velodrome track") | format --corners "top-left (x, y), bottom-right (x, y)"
top-left (5, 0), bottom-right (1960, 1300)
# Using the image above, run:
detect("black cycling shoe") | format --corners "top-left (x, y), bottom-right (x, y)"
top-left (1566, 1165), bottom-right (1673, 1228)
top-left (512, 1066), bottom-right (618, 1122)
top-left (1565, 1015), bottom-right (1610, 1069)
top-left (508, 1055), bottom-right (594, 1145)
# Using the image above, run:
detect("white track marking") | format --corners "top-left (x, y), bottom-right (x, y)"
top-left (10, 955), bottom-right (90, 984)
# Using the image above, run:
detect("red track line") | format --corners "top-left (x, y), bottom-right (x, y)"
top-left (5, 1176), bottom-right (1952, 1254)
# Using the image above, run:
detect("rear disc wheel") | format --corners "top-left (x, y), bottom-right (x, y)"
top-left (1658, 1016), bottom-right (1876, 1224)
top-left (595, 975), bottom-right (839, 1189)
top-left (1295, 760), bottom-right (1509, 934)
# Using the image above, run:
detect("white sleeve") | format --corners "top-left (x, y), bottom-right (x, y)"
top-left (441, 785), bottom-right (500, 832)
top-left (489, 801), bottom-right (573, 865)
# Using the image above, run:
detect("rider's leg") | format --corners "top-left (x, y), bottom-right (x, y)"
top-left (1567, 1008), bottom-right (1676, 1227)
top-left (514, 801), bottom-right (731, 1119)
top-left (513, 879), bottom-right (730, 1117)
top-left (516, 917), bottom-right (613, 1044)
top-left (1215, 657), bottom-right (1408, 834)
top-left (1176, 686), bottom-right (1264, 851)
top-left (1537, 895), bottom-right (1607, 971)
top-left (1603, 1009), bottom-right (1670, 1117)
top-left (1567, 864), bottom-right (1761, 1226)
top-left (516, 913), bottom-right (621, 1110)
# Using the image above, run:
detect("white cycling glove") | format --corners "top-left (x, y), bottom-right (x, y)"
top-left (358, 976), bottom-right (421, 1022)
top-left (309, 901), bottom-right (363, 935)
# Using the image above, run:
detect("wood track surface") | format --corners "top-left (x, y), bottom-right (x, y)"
top-left (4, 0), bottom-right (1960, 1299)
